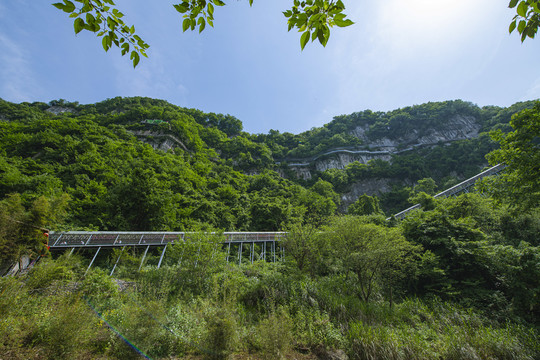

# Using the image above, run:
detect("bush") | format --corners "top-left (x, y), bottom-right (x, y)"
top-left (25, 258), bottom-right (75, 290)
top-left (292, 307), bottom-right (344, 350)
top-left (256, 307), bottom-right (293, 359)
top-left (203, 308), bottom-right (239, 360)
top-left (81, 267), bottom-right (119, 299)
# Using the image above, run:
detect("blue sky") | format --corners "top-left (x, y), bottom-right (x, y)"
top-left (0, 0), bottom-right (539, 134)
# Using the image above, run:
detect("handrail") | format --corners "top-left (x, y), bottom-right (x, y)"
top-left (389, 164), bottom-right (506, 220)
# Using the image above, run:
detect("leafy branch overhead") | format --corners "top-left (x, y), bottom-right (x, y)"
top-left (52, 0), bottom-right (150, 68)
top-left (173, 0), bottom-right (227, 34)
top-left (51, 0), bottom-right (539, 68)
top-left (283, 0), bottom-right (353, 50)
top-left (508, 0), bottom-right (540, 41)
top-left (52, 0), bottom-right (353, 67)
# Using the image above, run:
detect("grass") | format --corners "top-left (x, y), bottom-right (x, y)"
top-left (0, 256), bottom-right (537, 360)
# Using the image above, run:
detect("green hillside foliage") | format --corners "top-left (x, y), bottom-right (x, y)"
top-left (0, 193), bottom-right (538, 359)
top-left (0, 96), bottom-right (537, 231)
top-left (257, 100), bottom-right (536, 159)
top-left (0, 97), bottom-right (338, 234)
top-left (0, 97), bottom-right (539, 358)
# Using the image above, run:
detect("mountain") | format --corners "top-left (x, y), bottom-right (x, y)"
top-left (0, 97), bottom-right (536, 230)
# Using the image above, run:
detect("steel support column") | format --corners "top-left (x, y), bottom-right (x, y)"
top-left (110, 246), bottom-right (126, 276)
top-left (85, 246), bottom-right (101, 275)
top-left (157, 243), bottom-right (168, 269)
top-left (194, 244), bottom-right (202, 268)
top-left (138, 245), bottom-right (150, 271)
top-left (238, 242), bottom-right (243, 265)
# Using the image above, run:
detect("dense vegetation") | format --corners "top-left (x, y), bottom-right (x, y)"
top-left (0, 97), bottom-right (538, 359)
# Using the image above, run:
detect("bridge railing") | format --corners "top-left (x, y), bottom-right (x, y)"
top-left (49, 231), bottom-right (286, 248)
top-left (390, 164), bottom-right (506, 220)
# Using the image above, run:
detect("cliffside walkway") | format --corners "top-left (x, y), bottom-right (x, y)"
top-left (391, 163), bottom-right (506, 220)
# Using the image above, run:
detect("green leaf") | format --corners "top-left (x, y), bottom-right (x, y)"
top-left (52, 3), bottom-right (66, 11)
top-left (86, 13), bottom-right (96, 26)
top-left (198, 17), bottom-right (206, 33)
top-left (208, 3), bottom-right (214, 17)
top-left (334, 13), bottom-right (345, 21)
top-left (182, 18), bottom-right (191, 32)
top-left (62, 0), bottom-right (76, 13)
top-left (300, 30), bottom-right (310, 50)
top-left (509, 19), bottom-right (517, 33)
top-left (102, 35), bottom-right (110, 51)
top-left (527, 24), bottom-right (537, 38)
top-left (130, 51), bottom-right (140, 68)
top-left (174, 3), bottom-right (189, 13)
top-left (509, 0), bottom-right (519, 8)
top-left (121, 43), bottom-right (130, 55)
top-left (317, 28), bottom-right (325, 45)
top-left (74, 17), bottom-right (85, 34)
top-left (518, 19), bottom-right (526, 33)
top-left (334, 18), bottom-right (353, 27)
top-left (517, 1), bottom-right (528, 17)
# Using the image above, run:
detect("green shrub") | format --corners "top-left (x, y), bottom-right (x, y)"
top-left (256, 307), bottom-right (293, 359)
top-left (168, 299), bottom-right (208, 355)
top-left (203, 308), bottom-right (239, 360)
top-left (347, 321), bottom-right (419, 360)
top-left (103, 296), bottom-right (180, 359)
top-left (293, 307), bottom-right (344, 349)
top-left (33, 294), bottom-right (107, 359)
top-left (81, 267), bottom-right (119, 299)
top-left (25, 258), bottom-right (75, 290)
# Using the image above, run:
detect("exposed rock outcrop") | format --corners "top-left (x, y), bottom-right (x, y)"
top-left (129, 130), bottom-right (188, 152)
top-left (350, 114), bottom-right (480, 151)
top-left (46, 106), bottom-right (74, 115)
top-left (282, 114), bottom-right (481, 180)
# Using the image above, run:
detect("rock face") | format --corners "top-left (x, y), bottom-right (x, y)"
top-left (350, 114), bottom-right (480, 151)
top-left (341, 179), bottom-right (392, 204)
top-left (129, 131), bottom-right (188, 152)
top-left (46, 106), bottom-right (74, 115)
top-left (283, 114), bottom-right (481, 180)
top-left (314, 152), bottom-right (392, 172)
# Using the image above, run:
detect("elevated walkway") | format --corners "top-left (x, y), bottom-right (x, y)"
top-left (49, 231), bottom-right (285, 248)
top-left (391, 164), bottom-right (505, 220)
top-left (48, 232), bottom-right (286, 271)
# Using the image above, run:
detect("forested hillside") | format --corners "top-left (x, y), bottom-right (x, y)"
top-left (0, 97), bottom-right (535, 229)
top-left (0, 97), bottom-right (539, 359)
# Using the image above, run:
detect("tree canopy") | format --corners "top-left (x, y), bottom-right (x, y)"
top-left (483, 103), bottom-right (540, 209)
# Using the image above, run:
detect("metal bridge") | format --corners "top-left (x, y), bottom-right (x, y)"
top-left (391, 164), bottom-right (506, 220)
top-left (48, 232), bottom-right (286, 274)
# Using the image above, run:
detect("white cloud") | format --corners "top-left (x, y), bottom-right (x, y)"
top-left (523, 76), bottom-right (540, 101)
top-left (0, 32), bottom-right (40, 102)
top-left (112, 49), bottom-right (189, 105)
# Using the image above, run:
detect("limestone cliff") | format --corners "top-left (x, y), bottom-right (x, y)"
top-left (282, 114), bottom-right (481, 180)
